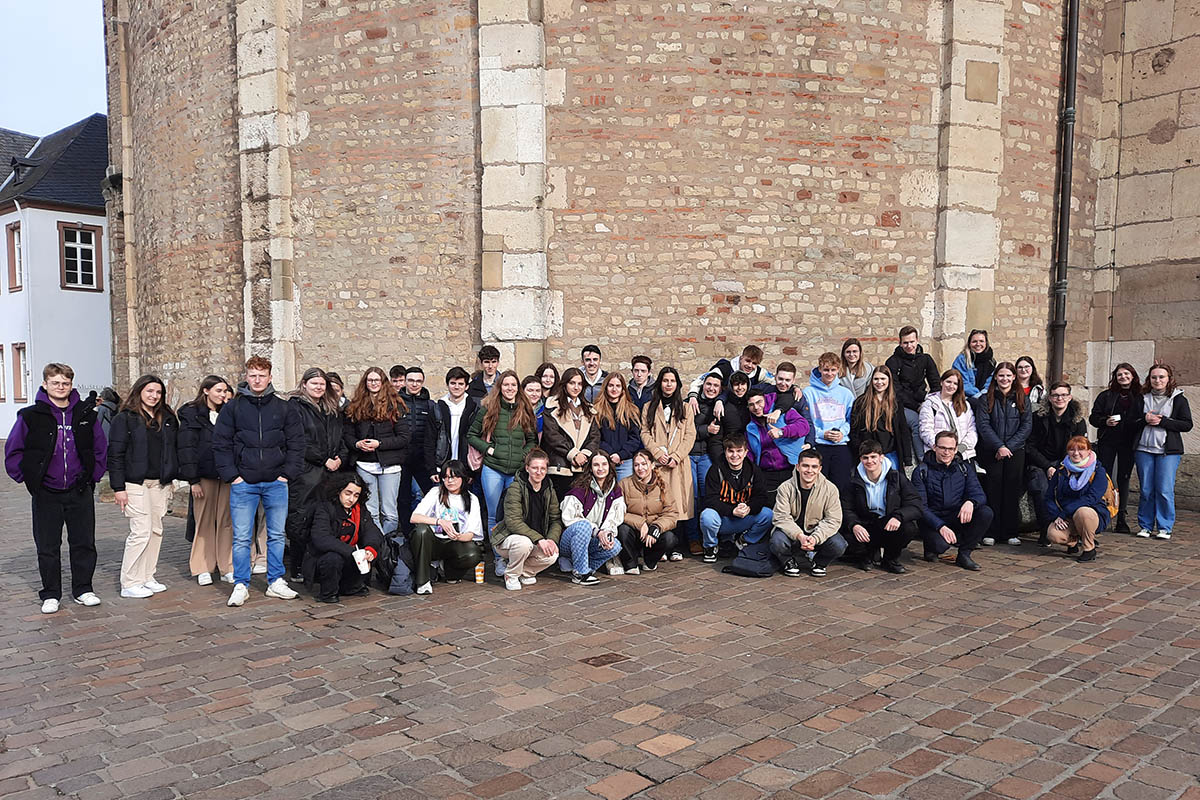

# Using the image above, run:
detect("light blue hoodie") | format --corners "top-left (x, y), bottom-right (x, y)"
top-left (857, 457), bottom-right (892, 516)
top-left (801, 367), bottom-right (854, 447)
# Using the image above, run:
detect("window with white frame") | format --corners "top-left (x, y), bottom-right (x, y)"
top-left (5, 223), bottom-right (20, 291)
top-left (59, 223), bottom-right (104, 291)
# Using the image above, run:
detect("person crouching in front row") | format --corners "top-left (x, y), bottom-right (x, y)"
top-left (842, 439), bottom-right (923, 574)
top-left (558, 450), bottom-right (624, 586)
top-left (304, 473), bottom-right (383, 603)
top-left (409, 460), bottom-right (484, 595)
top-left (491, 449), bottom-right (562, 591)
top-left (770, 448), bottom-right (847, 578)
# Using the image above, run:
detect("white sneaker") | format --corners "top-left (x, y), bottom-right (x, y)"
top-left (41, 598), bottom-right (60, 614)
top-left (981, 537), bottom-right (995, 546)
top-left (494, 557), bottom-right (507, 577)
top-left (608, 564), bottom-right (625, 576)
top-left (519, 575), bottom-right (537, 585)
top-left (121, 585), bottom-right (154, 599)
top-left (73, 592), bottom-right (101, 607)
top-left (143, 579), bottom-right (167, 593)
top-left (197, 573), bottom-right (213, 586)
top-left (264, 578), bottom-right (298, 599)
top-left (219, 572), bottom-right (235, 584)
top-left (627, 567), bottom-right (640, 575)
top-left (1137, 529), bottom-right (1152, 538)
top-left (1156, 530), bottom-right (1172, 540)
top-left (1006, 538), bottom-right (1021, 546)
top-left (252, 563), bottom-right (268, 574)
top-left (504, 575), bottom-right (522, 591)
top-left (227, 583), bottom-right (249, 606)
top-left (416, 581), bottom-right (433, 595)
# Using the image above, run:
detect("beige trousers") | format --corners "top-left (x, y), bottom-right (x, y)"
top-left (120, 481), bottom-right (173, 588)
top-left (1047, 506), bottom-right (1099, 552)
top-left (496, 535), bottom-right (558, 578)
top-left (189, 478), bottom-right (233, 576)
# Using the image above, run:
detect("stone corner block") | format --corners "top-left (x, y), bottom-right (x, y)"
top-left (481, 288), bottom-right (562, 340)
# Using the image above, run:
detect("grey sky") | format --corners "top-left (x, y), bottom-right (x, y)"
top-left (0, 1), bottom-right (107, 137)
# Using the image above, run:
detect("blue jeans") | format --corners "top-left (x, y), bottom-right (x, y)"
top-left (481, 465), bottom-right (515, 535)
top-left (1134, 451), bottom-right (1182, 531)
top-left (885, 452), bottom-right (901, 473)
top-left (559, 521), bottom-right (621, 575)
top-left (613, 459), bottom-right (634, 481)
top-left (699, 507), bottom-right (773, 549)
top-left (904, 408), bottom-right (924, 459)
top-left (230, 480), bottom-right (287, 585)
top-left (356, 466), bottom-right (402, 535)
top-left (684, 453), bottom-right (712, 543)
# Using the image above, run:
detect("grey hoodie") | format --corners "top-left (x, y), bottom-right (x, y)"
top-left (1138, 389), bottom-right (1182, 454)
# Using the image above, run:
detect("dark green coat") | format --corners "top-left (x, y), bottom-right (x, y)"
top-left (467, 400), bottom-right (537, 475)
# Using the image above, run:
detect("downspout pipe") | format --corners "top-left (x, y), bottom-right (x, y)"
top-left (1049, 0), bottom-right (1081, 383)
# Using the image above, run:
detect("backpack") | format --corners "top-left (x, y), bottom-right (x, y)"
top-left (382, 533), bottom-right (416, 595)
top-left (721, 539), bottom-right (777, 578)
top-left (1101, 474), bottom-right (1119, 520)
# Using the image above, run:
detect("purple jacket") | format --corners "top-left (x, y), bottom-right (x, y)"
top-left (5, 388), bottom-right (108, 489)
top-left (565, 483), bottom-right (623, 522)
top-left (747, 397), bottom-right (810, 471)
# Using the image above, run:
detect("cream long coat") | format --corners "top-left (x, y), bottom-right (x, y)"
top-left (640, 403), bottom-right (697, 519)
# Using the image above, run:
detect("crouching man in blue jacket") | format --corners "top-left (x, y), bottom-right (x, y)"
top-left (911, 430), bottom-right (993, 571)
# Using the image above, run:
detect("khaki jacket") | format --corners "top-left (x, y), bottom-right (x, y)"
top-left (772, 470), bottom-right (842, 545)
top-left (640, 402), bottom-right (697, 518)
top-left (618, 475), bottom-right (680, 532)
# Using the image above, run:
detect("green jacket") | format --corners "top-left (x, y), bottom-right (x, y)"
top-left (489, 472), bottom-right (563, 549)
top-left (467, 400), bottom-right (537, 475)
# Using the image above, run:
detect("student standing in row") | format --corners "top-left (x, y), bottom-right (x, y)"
top-left (952, 330), bottom-right (995, 399)
top-left (397, 367), bottom-right (435, 535)
top-left (110, 375), bottom-right (179, 599)
top-left (849, 366), bottom-right (912, 473)
top-left (580, 345), bottom-right (608, 403)
top-left (179, 376), bottom-right (234, 585)
top-left (595, 372), bottom-right (642, 482)
top-left (885, 326), bottom-right (940, 459)
top-left (642, 367), bottom-right (697, 537)
top-left (468, 370), bottom-right (539, 543)
top-left (343, 367), bottom-right (410, 537)
top-left (543, 367), bottom-right (600, 496)
top-left (802, 353), bottom-right (855, 494)
top-left (286, 368), bottom-right (345, 581)
top-left (5, 363), bottom-right (107, 613)
top-left (1089, 363), bottom-right (1140, 534)
top-left (521, 376), bottom-right (546, 434)
top-left (918, 369), bottom-right (978, 462)
top-left (1132, 363), bottom-right (1192, 540)
top-left (628, 355), bottom-right (654, 410)
top-left (468, 345), bottom-right (502, 400)
top-left (429, 366), bottom-right (481, 476)
top-left (838, 338), bottom-right (873, 399)
top-left (973, 362), bottom-right (1032, 547)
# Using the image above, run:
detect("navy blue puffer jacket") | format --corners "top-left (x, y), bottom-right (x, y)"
top-left (212, 384), bottom-right (305, 484)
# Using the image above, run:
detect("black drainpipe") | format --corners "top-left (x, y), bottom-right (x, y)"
top-left (1049, 0), bottom-right (1082, 383)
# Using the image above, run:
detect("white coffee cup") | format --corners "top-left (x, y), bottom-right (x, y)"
top-left (352, 547), bottom-right (370, 574)
top-left (1109, 414), bottom-right (1121, 423)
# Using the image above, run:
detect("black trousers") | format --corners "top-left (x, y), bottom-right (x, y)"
top-left (410, 524), bottom-right (483, 587)
top-left (979, 448), bottom-right (1025, 539)
top-left (816, 445), bottom-right (853, 496)
top-left (845, 516), bottom-right (916, 563)
top-left (616, 523), bottom-right (677, 569)
top-left (920, 503), bottom-right (994, 556)
top-left (311, 551), bottom-right (369, 600)
top-left (285, 465), bottom-right (326, 574)
top-left (1096, 441), bottom-right (1134, 524)
top-left (31, 483), bottom-right (97, 601)
top-left (761, 468), bottom-right (792, 504)
top-left (398, 463), bottom-right (435, 535)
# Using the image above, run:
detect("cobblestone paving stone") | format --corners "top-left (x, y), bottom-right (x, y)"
top-left (1, 478), bottom-right (1198, 799)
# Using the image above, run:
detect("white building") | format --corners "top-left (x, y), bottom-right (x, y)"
top-left (0, 114), bottom-right (112, 433)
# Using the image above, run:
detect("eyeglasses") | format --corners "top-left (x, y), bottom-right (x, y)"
top-left (934, 445), bottom-right (957, 452)
top-left (1049, 392), bottom-right (1070, 399)
top-left (46, 380), bottom-right (72, 388)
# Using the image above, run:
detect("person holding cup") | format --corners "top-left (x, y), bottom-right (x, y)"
top-left (304, 473), bottom-right (383, 603)
top-left (409, 460), bottom-right (484, 595)
top-left (1088, 363), bottom-right (1141, 533)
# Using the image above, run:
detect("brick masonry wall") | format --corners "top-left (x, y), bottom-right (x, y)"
top-left (107, 0), bottom-right (247, 405)
top-left (289, 0), bottom-right (483, 390)
top-left (542, 1), bottom-right (946, 377)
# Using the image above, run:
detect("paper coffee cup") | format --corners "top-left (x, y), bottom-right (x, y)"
top-left (1109, 414), bottom-right (1121, 423)
top-left (352, 548), bottom-right (370, 574)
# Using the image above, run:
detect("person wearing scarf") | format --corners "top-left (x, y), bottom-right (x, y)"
top-left (557, 450), bottom-right (625, 585)
top-left (304, 474), bottom-right (384, 603)
top-left (1044, 436), bottom-right (1111, 562)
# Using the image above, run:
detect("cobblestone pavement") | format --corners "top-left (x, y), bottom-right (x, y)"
top-left (2, 478), bottom-right (1199, 800)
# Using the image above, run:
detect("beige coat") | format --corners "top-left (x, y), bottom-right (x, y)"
top-left (773, 470), bottom-right (843, 545)
top-left (640, 403), bottom-right (697, 519)
top-left (618, 474), bottom-right (680, 532)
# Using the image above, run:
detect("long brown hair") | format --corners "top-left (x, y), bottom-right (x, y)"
top-left (292, 367), bottom-right (340, 416)
top-left (1144, 362), bottom-right (1178, 395)
top-left (481, 370), bottom-right (536, 438)
top-left (121, 374), bottom-right (168, 430)
top-left (572, 449), bottom-right (617, 493)
top-left (187, 375), bottom-right (231, 411)
top-left (553, 367), bottom-right (594, 418)
top-left (1107, 362), bottom-right (1141, 394)
top-left (985, 362), bottom-right (1026, 413)
top-left (856, 366), bottom-right (897, 433)
top-left (629, 448), bottom-right (667, 493)
top-left (938, 368), bottom-right (968, 416)
top-left (345, 366), bottom-right (407, 422)
top-left (593, 372), bottom-right (640, 429)
top-left (840, 338), bottom-right (866, 378)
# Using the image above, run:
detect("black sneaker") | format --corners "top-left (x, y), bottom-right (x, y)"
top-left (783, 559), bottom-right (802, 577)
top-left (571, 573), bottom-right (600, 586)
top-left (1077, 548), bottom-right (1097, 562)
top-left (810, 564), bottom-right (827, 577)
top-left (734, 535), bottom-right (747, 550)
top-left (315, 595), bottom-right (339, 604)
top-left (1113, 519), bottom-right (1131, 534)
top-left (1067, 544), bottom-right (1080, 555)
top-left (702, 547), bottom-right (718, 563)
top-left (883, 559), bottom-right (907, 574)
top-left (922, 551), bottom-right (937, 563)
top-left (854, 558), bottom-right (873, 572)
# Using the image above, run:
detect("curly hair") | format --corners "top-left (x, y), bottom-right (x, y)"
top-left (323, 472), bottom-right (371, 507)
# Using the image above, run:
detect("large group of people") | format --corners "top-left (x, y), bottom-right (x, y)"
top-left (4, 326), bottom-right (1192, 614)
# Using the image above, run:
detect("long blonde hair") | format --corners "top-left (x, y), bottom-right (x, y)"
top-left (593, 372), bottom-right (640, 429)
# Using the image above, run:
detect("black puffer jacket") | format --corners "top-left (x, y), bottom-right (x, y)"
top-left (177, 402), bottom-right (220, 483)
top-left (849, 394), bottom-right (914, 466)
top-left (290, 396), bottom-right (347, 471)
top-left (212, 384), bottom-right (305, 484)
top-left (973, 391), bottom-right (1033, 458)
top-left (401, 388), bottom-right (434, 461)
top-left (885, 345), bottom-right (941, 412)
top-left (343, 414), bottom-right (411, 468)
top-left (1089, 389), bottom-right (1141, 449)
top-left (107, 408), bottom-right (179, 491)
top-left (692, 395), bottom-right (719, 457)
top-left (1027, 398), bottom-right (1088, 470)
top-left (304, 499), bottom-right (386, 582)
